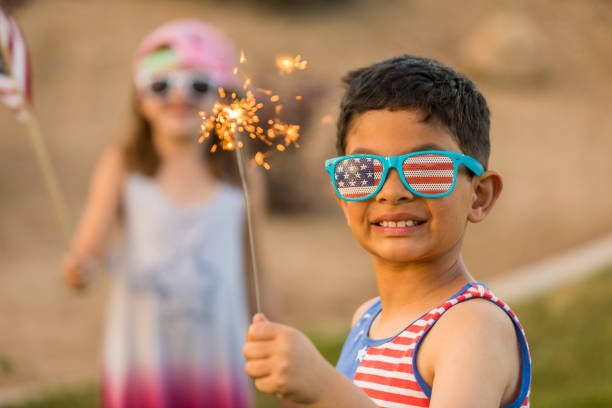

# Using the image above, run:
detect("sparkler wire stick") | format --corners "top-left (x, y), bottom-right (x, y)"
top-left (233, 135), bottom-right (262, 314)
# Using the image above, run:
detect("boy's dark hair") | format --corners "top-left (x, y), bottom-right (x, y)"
top-left (337, 55), bottom-right (490, 168)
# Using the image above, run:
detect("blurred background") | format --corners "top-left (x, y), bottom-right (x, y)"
top-left (1, 0), bottom-right (611, 406)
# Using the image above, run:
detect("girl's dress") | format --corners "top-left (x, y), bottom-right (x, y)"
top-left (102, 173), bottom-right (253, 408)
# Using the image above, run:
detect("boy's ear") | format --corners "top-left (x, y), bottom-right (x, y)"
top-left (467, 170), bottom-right (503, 223)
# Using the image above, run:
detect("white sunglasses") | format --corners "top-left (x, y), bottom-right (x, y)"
top-left (136, 70), bottom-right (216, 101)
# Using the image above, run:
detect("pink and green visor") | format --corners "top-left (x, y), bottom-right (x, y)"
top-left (133, 19), bottom-right (238, 88)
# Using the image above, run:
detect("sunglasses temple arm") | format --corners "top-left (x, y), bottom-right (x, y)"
top-left (461, 155), bottom-right (485, 175)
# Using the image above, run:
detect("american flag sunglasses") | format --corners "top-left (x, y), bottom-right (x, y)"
top-left (325, 151), bottom-right (484, 201)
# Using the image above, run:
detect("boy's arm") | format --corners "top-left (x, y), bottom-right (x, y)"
top-left (419, 299), bottom-right (522, 408)
top-left (244, 314), bottom-right (377, 408)
top-left (62, 145), bottom-right (125, 290)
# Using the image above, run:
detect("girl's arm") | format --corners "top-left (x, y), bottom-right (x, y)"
top-left (62, 145), bottom-right (126, 290)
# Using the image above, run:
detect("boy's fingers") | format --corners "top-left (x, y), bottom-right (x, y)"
top-left (252, 313), bottom-right (268, 323)
top-left (243, 341), bottom-right (272, 360)
top-left (254, 376), bottom-right (279, 395)
top-left (247, 320), bottom-right (278, 341)
top-left (254, 377), bottom-right (291, 398)
top-left (245, 359), bottom-right (272, 379)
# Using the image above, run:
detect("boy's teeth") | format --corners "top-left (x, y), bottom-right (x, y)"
top-left (378, 220), bottom-right (423, 227)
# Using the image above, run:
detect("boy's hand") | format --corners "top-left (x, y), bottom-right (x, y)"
top-left (243, 314), bottom-right (334, 404)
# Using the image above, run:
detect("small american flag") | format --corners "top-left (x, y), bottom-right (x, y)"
top-left (336, 157), bottom-right (383, 199)
top-left (0, 7), bottom-right (32, 120)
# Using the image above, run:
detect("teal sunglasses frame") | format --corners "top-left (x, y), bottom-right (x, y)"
top-left (324, 150), bottom-right (484, 201)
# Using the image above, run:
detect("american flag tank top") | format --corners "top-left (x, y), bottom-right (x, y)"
top-left (336, 283), bottom-right (531, 408)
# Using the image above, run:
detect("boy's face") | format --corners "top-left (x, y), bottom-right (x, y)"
top-left (337, 109), bottom-right (490, 265)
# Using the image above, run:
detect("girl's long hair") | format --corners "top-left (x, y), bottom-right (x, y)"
top-left (121, 91), bottom-right (240, 185)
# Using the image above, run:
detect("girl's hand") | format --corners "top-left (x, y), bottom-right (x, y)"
top-left (243, 314), bottom-right (335, 404)
top-left (61, 253), bottom-right (96, 291)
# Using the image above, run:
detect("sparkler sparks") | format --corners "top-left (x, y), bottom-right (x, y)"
top-left (275, 55), bottom-right (308, 75)
top-left (198, 51), bottom-right (303, 170)
top-left (321, 114), bottom-right (333, 124)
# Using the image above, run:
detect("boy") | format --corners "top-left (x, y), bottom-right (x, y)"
top-left (243, 55), bottom-right (531, 407)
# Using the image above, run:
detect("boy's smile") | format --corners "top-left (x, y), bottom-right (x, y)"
top-left (338, 109), bottom-right (477, 265)
top-left (370, 211), bottom-right (427, 235)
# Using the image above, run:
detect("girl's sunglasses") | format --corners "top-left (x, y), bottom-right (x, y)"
top-left (325, 150), bottom-right (484, 201)
top-left (137, 70), bottom-right (215, 101)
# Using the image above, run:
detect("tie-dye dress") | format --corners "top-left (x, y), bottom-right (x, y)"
top-left (102, 174), bottom-right (253, 408)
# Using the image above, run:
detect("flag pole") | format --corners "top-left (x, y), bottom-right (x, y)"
top-left (0, 14), bottom-right (72, 246)
top-left (22, 109), bottom-right (73, 245)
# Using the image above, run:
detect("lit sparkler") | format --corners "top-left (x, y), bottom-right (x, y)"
top-left (198, 51), bottom-right (305, 313)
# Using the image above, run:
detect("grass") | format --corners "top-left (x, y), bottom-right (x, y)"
top-left (0, 331), bottom-right (348, 408)
top-left (3, 267), bottom-right (611, 408)
top-left (0, 386), bottom-right (99, 408)
top-left (511, 266), bottom-right (612, 407)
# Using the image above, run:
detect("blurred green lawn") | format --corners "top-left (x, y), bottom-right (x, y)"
top-left (3, 266), bottom-right (611, 408)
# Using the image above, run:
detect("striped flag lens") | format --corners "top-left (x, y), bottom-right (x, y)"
top-left (335, 157), bottom-right (383, 199)
top-left (403, 153), bottom-right (455, 195)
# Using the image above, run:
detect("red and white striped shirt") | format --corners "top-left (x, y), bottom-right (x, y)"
top-left (336, 283), bottom-right (531, 407)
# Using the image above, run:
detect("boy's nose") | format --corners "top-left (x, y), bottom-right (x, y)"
top-left (375, 168), bottom-right (415, 204)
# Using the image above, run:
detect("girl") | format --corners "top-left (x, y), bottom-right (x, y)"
top-left (63, 19), bottom-right (254, 408)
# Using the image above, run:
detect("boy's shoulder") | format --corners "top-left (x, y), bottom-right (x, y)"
top-left (351, 297), bottom-right (379, 327)
top-left (350, 291), bottom-right (520, 344)
top-left (424, 296), bottom-right (520, 354)
top-left (418, 297), bottom-right (522, 405)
